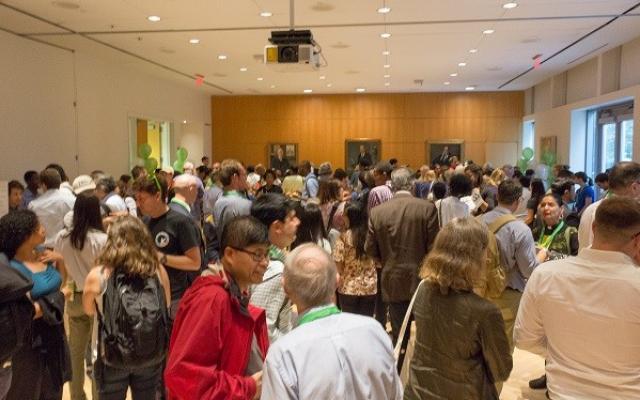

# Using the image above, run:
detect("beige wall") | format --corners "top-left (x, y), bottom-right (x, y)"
top-left (211, 92), bottom-right (524, 169)
top-left (525, 36), bottom-right (640, 169)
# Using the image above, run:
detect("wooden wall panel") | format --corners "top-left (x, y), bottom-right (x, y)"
top-left (211, 91), bottom-right (524, 169)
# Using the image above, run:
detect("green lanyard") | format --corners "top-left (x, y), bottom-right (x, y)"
top-left (538, 221), bottom-right (565, 250)
top-left (170, 198), bottom-right (191, 213)
top-left (223, 190), bottom-right (244, 198)
top-left (297, 305), bottom-right (341, 326)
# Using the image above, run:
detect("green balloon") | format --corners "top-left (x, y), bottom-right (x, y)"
top-left (542, 152), bottom-right (557, 167)
top-left (144, 157), bottom-right (158, 174)
top-left (522, 147), bottom-right (534, 161)
top-left (176, 147), bottom-right (188, 162)
top-left (138, 143), bottom-right (152, 159)
top-left (173, 160), bottom-right (185, 173)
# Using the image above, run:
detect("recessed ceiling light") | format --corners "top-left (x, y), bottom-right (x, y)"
top-left (217, 54), bottom-right (228, 60)
top-left (147, 15), bottom-right (161, 22)
top-left (483, 29), bottom-right (495, 34)
top-left (257, 77), bottom-right (264, 81)
top-left (260, 11), bottom-right (273, 17)
top-left (469, 49), bottom-right (478, 53)
top-left (239, 67), bottom-right (248, 72)
top-left (465, 86), bottom-right (476, 91)
top-left (383, 74), bottom-right (391, 78)
top-left (326, 83), bottom-right (333, 87)
top-left (384, 82), bottom-right (391, 86)
top-left (303, 89), bottom-right (313, 93)
top-left (380, 32), bottom-right (391, 39)
top-left (270, 85), bottom-right (276, 88)
top-left (502, 2), bottom-right (518, 9)
top-left (319, 75), bottom-right (326, 80)
top-left (444, 81), bottom-right (451, 85)
top-left (458, 62), bottom-right (467, 67)
top-left (356, 88), bottom-right (366, 92)
top-left (182, 120), bottom-right (187, 124)
top-left (382, 50), bottom-right (390, 56)
top-left (449, 73), bottom-right (458, 77)
top-left (189, 38), bottom-right (200, 44)
top-left (383, 64), bottom-right (391, 68)
top-left (377, 6), bottom-right (391, 13)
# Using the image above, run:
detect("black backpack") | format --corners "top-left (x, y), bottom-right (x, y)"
top-left (0, 258), bottom-right (34, 363)
top-left (96, 270), bottom-right (168, 370)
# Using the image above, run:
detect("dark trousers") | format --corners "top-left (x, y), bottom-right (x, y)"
top-left (0, 365), bottom-right (11, 400)
top-left (388, 301), bottom-right (412, 374)
top-left (338, 293), bottom-right (376, 317)
top-left (7, 346), bottom-right (62, 400)
top-left (95, 360), bottom-right (161, 400)
top-left (374, 269), bottom-right (387, 327)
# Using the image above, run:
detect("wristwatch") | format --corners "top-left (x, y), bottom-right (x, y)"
top-left (160, 253), bottom-right (168, 265)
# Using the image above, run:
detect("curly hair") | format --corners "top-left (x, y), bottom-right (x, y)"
top-left (0, 210), bottom-right (40, 259)
top-left (420, 217), bottom-right (488, 295)
top-left (97, 216), bottom-right (159, 278)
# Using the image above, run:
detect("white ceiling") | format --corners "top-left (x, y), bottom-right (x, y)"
top-left (2, 0), bottom-right (640, 95)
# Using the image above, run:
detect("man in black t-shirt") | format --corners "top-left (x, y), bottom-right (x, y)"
top-left (133, 175), bottom-right (201, 319)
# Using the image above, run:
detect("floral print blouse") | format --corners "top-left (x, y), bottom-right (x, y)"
top-left (332, 230), bottom-right (378, 296)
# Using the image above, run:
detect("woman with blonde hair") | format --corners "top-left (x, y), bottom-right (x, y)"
top-left (480, 168), bottom-right (506, 212)
top-left (83, 216), bottom-right (170, 400)
top-left (404, 217), bottom-right (512, 400)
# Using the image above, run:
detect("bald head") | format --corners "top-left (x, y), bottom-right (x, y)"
top-left (172, 174), bottom-right (199, 204)
top-left (284, 243), bottom-right (337, 309)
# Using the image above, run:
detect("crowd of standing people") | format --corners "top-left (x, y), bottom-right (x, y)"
top-left (1, 154), bottom-right (639, 400)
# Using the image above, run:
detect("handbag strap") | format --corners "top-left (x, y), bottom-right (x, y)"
top-left (394, 279), bottom-right (426, 364)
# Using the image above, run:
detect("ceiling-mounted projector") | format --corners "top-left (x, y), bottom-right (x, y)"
top-left (264, 29), bottom-right (322, 69)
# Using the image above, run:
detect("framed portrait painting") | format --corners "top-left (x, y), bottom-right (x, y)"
top-left (426, 140), bottom-right (465, 166)
top-left (268, 143), bottom-right (298, 175)
top-left (345, 139), bottom-right (381, 169)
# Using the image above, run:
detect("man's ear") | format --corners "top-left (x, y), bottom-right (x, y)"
top-left (271, 220), bottom-right (283, 234)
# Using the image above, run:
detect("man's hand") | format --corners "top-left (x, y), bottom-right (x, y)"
top-left (251, 371), bottom-right (263, 400)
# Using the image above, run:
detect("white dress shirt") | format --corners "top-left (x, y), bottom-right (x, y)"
top-left (262, 310), bottom-right (403, 400)
top-left (515, 248), bottom-right (640, 400)
top-left (577, 200), bottom-right (600, 251)
top-left (29, 188), bottom-right (75, 247)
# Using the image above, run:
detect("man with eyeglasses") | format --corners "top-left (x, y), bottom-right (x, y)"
top-left (515, 196), bottom-right (640, 399)
top-left (165, 216), bottom-right (270, 400)
top-left (249, 193), bottom-right (300, 343)
top-left (133, 175), bottom-right (201, 320)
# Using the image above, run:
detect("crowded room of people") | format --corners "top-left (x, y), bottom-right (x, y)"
top-left (2, 1), bottom-right (640, 399)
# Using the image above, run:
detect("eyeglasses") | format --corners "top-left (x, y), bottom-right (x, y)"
top-left (230, 247), bottom-right (269, 262)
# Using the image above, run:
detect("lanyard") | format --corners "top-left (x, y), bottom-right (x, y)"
top-left (170, 198), bottom-right (191, 213)
top-left (297, 305), bottom-right (341, 326)
top-left (538, 221), bottom-right (565, 250)
top-left (223, 190), bottom-right (244, 198)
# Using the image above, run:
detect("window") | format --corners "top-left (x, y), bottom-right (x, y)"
top-left (590, 102), bottom-right (634, 175)
top-left (522, 120), bottom-right (535, 153)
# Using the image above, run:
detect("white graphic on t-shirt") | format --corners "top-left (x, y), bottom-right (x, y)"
top-left (155, 231), bottom-right (170, 248)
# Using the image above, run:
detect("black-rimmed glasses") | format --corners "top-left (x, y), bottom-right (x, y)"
top-left (230, 247), bottom-right (269, 262)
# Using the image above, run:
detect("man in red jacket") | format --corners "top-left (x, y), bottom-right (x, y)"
top-left (165, 215), bottom-right (270, 400)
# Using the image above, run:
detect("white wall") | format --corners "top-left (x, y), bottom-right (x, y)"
top-left (0, 30), bottom-right (212, 182)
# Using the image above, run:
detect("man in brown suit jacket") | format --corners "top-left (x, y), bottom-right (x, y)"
top-left (365, 167), bottom-right (439, 368)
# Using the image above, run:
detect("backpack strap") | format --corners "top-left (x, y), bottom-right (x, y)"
top-left (487, 213), bottom-right (517, 234)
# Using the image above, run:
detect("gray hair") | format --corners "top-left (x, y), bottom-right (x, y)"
top-left (391, 167), bottom-right (414, 192)
top-left (284, 243), bottom-right (336, 308)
